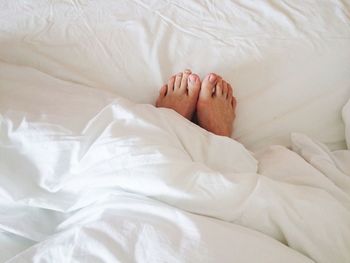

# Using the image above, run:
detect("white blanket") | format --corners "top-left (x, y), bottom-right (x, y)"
top-left (0, 64), bottom-right (349, 262)
top-left (0, 0), bottom-right (349, 151)
top-left (1, 0), bottom-right (350, 262)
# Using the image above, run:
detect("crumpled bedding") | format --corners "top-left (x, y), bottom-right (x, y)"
top-left (0, 0), bottom-right (349, 151)
top-left (1, 193), bottom-right (313, 263)
top-left (0, 63), bottom-right (350, 262)
top-left (1, 0), bottom-right (350, 262)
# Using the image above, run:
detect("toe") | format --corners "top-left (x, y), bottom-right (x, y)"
top-left (180, 69), bottom-right (191, 91)
top-left (183, 69), bottom-right (192, 76)
top-left (159, 85), bottom-right (167, 97)
top-left (167, 76), bottom-right (175, 93)
top-left (156, 85), bottom-right (168, 106)
top-left (231, 96), bottom-right (237, 108)
top-left (222, 80), bottom-right (228, 98)
top-left (174, 72), bottom-right (183, 90)
top-left (187, 73), bottom-right (200, 97)
top-left (215, 79), bottom-right (224, 97)
top-left (227, 84), bottom-right (233, 98)
top-left (200, 73), bottom-right (217, 99)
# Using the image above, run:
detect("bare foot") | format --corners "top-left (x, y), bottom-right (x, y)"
top-left (156, 69), bottom-right (201, 120)
top-left (196, 73), bottom-right (236, 137)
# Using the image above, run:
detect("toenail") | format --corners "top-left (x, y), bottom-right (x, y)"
top-left (189, 74), bottom-right (196, 84)
top-left (209, 74), bottom-right (216, 83)
top-left (177, 73), bottom-right (183, 77)
top-left (184, 69), bottom-right (191, 74)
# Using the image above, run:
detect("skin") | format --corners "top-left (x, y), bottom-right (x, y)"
top-left (156, 70), bottom-right (236, 137)
top-left (156, 69), bottom-right (201, 120)
top-left (196, 73), bottom-right (236, 137)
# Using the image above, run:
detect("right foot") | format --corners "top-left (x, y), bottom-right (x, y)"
top-left (196, 73), bottom-right (236, 137)
top-left (156, 69), bottom-right (201, 120)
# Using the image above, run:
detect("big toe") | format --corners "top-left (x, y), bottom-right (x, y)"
top-left (187, 74), bottom-right (200, 97)
top-left (200, 73), bottom-right (217, 100)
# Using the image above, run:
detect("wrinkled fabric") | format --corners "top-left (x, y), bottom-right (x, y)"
top-left (0, 0), bottom-right (349, 151)
top-left (0, 64), bottom-right (350, 262)
top-left (1, 0), bottom-right (350, 262)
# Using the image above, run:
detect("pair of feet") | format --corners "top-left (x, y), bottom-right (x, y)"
top-left (156, 69), bottom-right (236, 137)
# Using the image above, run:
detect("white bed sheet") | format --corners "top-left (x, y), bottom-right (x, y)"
top-left (1, 0), bottom-right (350, 262)
top-left (0, 64), bottom-right (349, 262)
top-left (0, 0), bottom-right (349, 150)
top-left (2, 193), bottom-right (313, 263)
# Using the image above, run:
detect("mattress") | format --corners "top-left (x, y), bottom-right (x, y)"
top-left (0, 0), bottom-right (350, 262)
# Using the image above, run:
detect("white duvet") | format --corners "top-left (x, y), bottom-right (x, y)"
top-left (1, 0), bottom-right (350, 262)
top-left (0, 64), bottom-right (350, 262)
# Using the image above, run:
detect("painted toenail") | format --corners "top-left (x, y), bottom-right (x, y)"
top-left (209, 74), bottom-right (216, 83)
top-left (189, 74), bottom-right (196, 84)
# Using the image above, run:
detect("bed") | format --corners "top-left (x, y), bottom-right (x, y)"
top-left (0, 0), bottom-right (349, 262)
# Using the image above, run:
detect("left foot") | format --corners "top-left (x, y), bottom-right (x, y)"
top-left (156, 69), bottom-right (201, 120)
